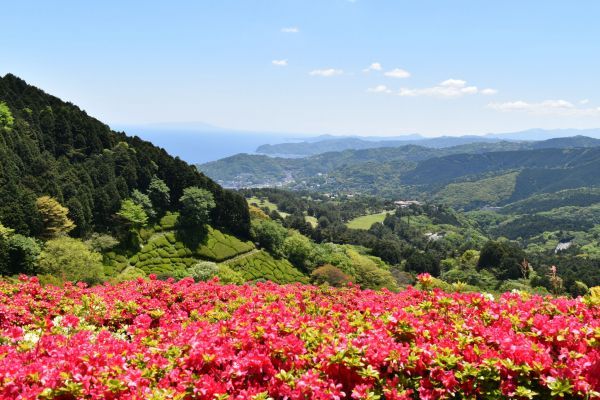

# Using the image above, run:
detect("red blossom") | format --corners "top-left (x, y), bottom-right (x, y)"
top-left (0, 279), bottom-right (598, 398)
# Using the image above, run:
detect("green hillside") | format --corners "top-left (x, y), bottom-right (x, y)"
top-left (0, 74), bottom-right (250, 238)
top-left (434, 172), bottom-right (518, 209)
top-left (346, 211), bottom-right (394, 229)
top-left (199, 139), bottom-right (600, 204)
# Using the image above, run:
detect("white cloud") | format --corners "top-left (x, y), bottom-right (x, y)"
top-left (272, 59), bottom-right (288, 67)
top-left (309, 68), bottom-right (344, 77)
top-left (481, 88), bottom-right (498, 95)
top-left (367, 85), bottom-right (392, 93)
top-left (397, 78), bottom-right (492, 98)
top-left (281, 27), bottom-right (299, 33)
top-left (580, 99), bottom-right (590, 105)
top-left (384, 68), bottom-right (411, 78)
top-left (363, 62), bottom-right (382, 72)
top-left (487, 99), bottom-right (600, 116)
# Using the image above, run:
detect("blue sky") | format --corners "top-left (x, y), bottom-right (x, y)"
top-left (2, 0), bottom-right (600, 136)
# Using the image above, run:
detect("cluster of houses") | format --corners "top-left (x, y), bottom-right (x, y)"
top-left (394, 200), bottom-right (422, 208)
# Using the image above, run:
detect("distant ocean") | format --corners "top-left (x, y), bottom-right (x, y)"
top-left (112, 126), bottom-right (303, 164)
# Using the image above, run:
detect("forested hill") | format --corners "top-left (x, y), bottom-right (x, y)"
top-left (255, 133), bottom-right (600, 157)
top-left (198, 137), bottom-right (600, 194)
top-left (0, 74), bottom-right (249, 237)
top-left (402, 147), bottom-right (600, 186)
top-left (255, 136), bottom-right (503, 156)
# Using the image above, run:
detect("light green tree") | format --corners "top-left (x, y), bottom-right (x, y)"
top-left (0, 102), bottom-right (14, 128)
top-left (37, 237), bottom-right (104, 284)
top-left (178, 187), bottom-right (216, 229)
top-left (251, 219), bottom-right (287, 256)
top-left (117, 199), bottom-right (148, 250)
top-left (216, 264), bottom-right (245, 284)
top-left (0, 222), bottom-right (14, 239)
top-left (131, 189), bottom-right (156, 219)
top-left (85, 233), bottom-right (119, 252)
top-left (282, 231), bottom-right (314, 271)
top-left (36, 196), bottom-right (76, 239)
top-left (117, 199), bottom-right (148, 228)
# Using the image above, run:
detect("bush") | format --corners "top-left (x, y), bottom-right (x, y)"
top-left (354, 262), bottom-right (398, 291)
top-left (85, 233), bottom-right (119, 252)
top-left (0, 233), bottom-right (41, 275)
top-left (251, 219), bottom-right (287, 255)
top-left (311, 264), bottom-right (352, 287)
top-left (217, 264), bottom-right (245, 284)
top-left (477, 240), bottom-right (527, 281)
top-left (405, 251), bottom-right (440, 276)
top-left (37, 237), bottom-right (104, 284)
top-left (110, 267), bottom-right (146, 283)
top-left (189, 261), bottom-right (219, 282)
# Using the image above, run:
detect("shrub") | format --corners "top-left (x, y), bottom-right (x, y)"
top-left (217, 264), bottom-right (245, 284)
top-left (85, 233), bottom-right (119, 252)
top-left (250, 219), bottom-right (287, 255)
top-left (1, 280), bottom-right (600, 398)
top-left (188, 261), bottom-right (219, 282)
top-left (311, 264), bottom-right (352, 287)
top-left (37, 237), bottom-right (104, 284)
top-left (405, 251), bottom-right (440, 276)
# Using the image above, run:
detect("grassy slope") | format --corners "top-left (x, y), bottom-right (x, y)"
top-left (346, 211), bottom-right (394, 230)
top-left (247, 197), bottom-right (290, 218)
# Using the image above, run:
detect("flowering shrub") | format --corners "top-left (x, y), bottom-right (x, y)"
top-left (0, 275), bottom-right (599, 399)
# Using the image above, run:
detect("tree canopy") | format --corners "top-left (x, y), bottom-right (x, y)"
top-left (117, 199), bottom-right (149, 228)
top-left (36, 237), bottom-right (104, 284)
top-left (178, 187), bottom-right (216, 229)
top-left (36, 196), bottom-right (75, 239)
top-left (0, 101), bottom-right (14, 128)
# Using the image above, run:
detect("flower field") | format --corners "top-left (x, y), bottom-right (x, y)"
top-left (1, 276), bottom-right (599, 399)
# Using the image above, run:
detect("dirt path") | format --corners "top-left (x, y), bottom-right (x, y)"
top-left (221, 248), bottom-right (260, 264)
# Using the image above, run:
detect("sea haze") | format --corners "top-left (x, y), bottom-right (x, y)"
top-left (112, 124), bottom-right (600, 164)
top-left (112, 124), bottom-right (306, 164)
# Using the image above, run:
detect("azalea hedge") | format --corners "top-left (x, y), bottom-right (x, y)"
top-left (0, 276), bottom-right (599, 399)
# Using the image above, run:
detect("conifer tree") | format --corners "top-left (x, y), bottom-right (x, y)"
top-left (35, 196), bottom-right (75, 239)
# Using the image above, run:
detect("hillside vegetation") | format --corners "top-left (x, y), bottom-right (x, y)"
top-left (0, 74), bottom-right (250, 238)
top-left (199, 139), bottom-right (600, 206)
top-left (434, 172), bottom-right (518, 209)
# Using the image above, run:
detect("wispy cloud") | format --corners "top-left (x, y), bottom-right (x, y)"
top-left (281, 27), bottom-right (299, 33)
top-left (363, 62), bottom-right (382, 73)
top-left (272, 59), bottom-right (288, 67)
top-left (396, 79), bottom-right (496, 98)
top-left (488, 99), bottom-right (600, 116)
top-left (580, 99), bottom-right (590, 105)
top-left (384, 68), bottom-right (411, 78)
top-left (480, 88), bottom-right (498, 95)
top-left (367, 85), bottom-right (392, 93)
top-left (309, 68), bottom-right (344, 77)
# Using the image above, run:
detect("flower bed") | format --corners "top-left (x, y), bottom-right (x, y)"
top-left (0, 275), bottom-right (599, 399)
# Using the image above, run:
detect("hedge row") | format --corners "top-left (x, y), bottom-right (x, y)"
top-left (227, 250), bottom-right (308, 284)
